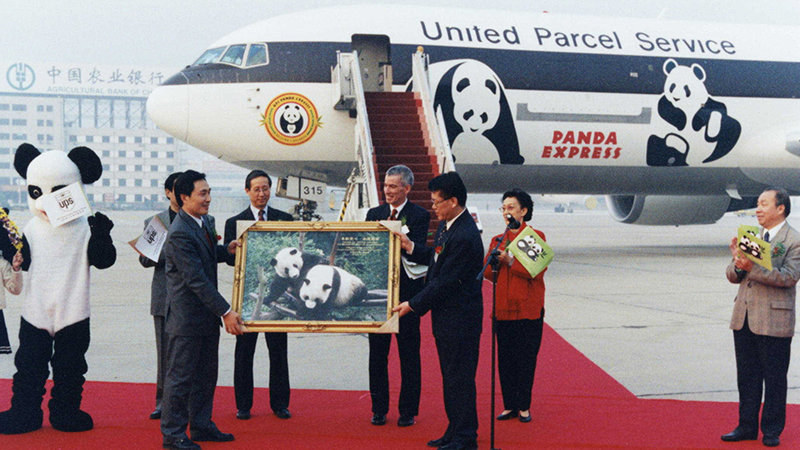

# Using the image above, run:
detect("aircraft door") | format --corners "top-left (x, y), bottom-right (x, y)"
top-left (352, 34), bottom-right (391, 92)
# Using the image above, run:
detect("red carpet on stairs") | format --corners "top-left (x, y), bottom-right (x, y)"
top-left (1, 281), bottom-right (797, 449)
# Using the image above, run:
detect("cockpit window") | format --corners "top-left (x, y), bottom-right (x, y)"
top-left (246, 44), bottom-right (269, 67)
top-left (192, 46), bottom-right (226, 66)
top-left (220, 44), bottom-right (247, 66)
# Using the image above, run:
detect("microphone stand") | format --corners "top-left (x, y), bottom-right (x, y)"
top-left (477, 219), bottom-right (517, 450)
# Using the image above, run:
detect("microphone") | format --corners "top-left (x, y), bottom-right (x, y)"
top-left (505, 214), bottom-right (520, 230)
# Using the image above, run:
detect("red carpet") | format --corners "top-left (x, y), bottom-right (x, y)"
top-left (1, 281), bottom-right (797, 449)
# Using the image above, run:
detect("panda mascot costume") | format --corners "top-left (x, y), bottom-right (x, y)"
top-left (0, 143), bottom-right (116, 435)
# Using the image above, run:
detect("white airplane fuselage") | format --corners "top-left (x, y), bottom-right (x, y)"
top-left (147, 5), bottom-right (800, 224)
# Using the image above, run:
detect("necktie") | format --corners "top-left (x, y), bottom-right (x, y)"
top-left (258, 209), bottom-right (266, 221)
top-left (389, 209), bottom-right (397, 221)
top-left (202, 220), bottom-right (213, 247)
top-left (764, 231), bottom-right (771, 243)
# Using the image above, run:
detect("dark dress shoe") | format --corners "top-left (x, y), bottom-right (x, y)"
top-left (397, 415), bottom-right (416, 427)
top-left (519, 412), bottom-right (532, 423)
top-left (150, 409), bottom-right (162, 420)
top-left (371, 413), bottom-right (387, 426)
top-left (274, 408), bottom-right (292, 419)
top-left (427, 436), bottom-right (450, 447)
top-left (763, 435), bottom-right (780, 447)
top-left (721, 427), bottom-right (758, 442)
top-left (236, 409), bottom-right (250, 420)
top-left (496, 410), bottom-right (518, 421)
top-left (163, 438), bottom-right (200, 450)
top-left (192, 428), bottom-right (234, 442)
top-left (438, 442), bottom-right (478, 450)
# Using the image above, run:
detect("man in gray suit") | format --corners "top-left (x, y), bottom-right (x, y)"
top-left (140, 171), bottom-right (182, 420)
top-left (723, 187), bottom-right (800, 448)
top-left (161, 170), bottom-right (244, 450)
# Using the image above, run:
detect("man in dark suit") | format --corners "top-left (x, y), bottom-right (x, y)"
top-left (139, 171), bottom-right (182, 420)
top-left (224, 170), bottom-right (293, 421)
top-left (365, 165), bottom-right (430, 427)
top-left (723, 187), bottom-right (800, 448)
top-left (161, 170), bottom-right (244, 450)
top-left (394, 172), bottom-right (483, 450)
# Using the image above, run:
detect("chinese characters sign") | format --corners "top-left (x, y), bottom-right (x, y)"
top-left (2, 61), bottom-right (178, 98)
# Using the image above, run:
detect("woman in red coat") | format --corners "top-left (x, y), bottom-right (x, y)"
top-left (484, 189), bottom-right (546, 424)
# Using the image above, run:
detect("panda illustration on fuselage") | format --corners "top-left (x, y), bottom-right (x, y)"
top-left (646, 58), bottom-right (741, 167)
top-left (298, 265), bottom-right (368, 319)
top-left (279, 104), bottom-right (305, 136)
top-left (266, 247), bottom-right (327, 306)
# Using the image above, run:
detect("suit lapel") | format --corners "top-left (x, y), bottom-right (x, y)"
top-left (197, 216), bottom-right (214, 255)
top-left (771, 224), bottom-right (791, 267)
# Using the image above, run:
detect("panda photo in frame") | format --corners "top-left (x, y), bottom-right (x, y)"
top-left (0, 143), bottom-right (116, 435)
top-left (432, 60), bottom-right (524, 165)
top-left (297, 265), bottom-right (369, 319)
top-left (646, 58), bottom-right (741, 167)
top-left (261, 246), bottom-right (328, 316)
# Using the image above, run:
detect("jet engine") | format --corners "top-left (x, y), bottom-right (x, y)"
top-left (606, 195), bottom-right (734, 226)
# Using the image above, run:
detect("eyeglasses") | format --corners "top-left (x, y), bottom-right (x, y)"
top-left (431, 197), bottom-right (453, 208)
top-left (498, 205), bottom-right (519, 213)
top-left (249, 187), bottom-right (270, 194)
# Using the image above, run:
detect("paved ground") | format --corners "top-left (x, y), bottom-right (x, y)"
top-left (1, 206), bottom-right (797, 405)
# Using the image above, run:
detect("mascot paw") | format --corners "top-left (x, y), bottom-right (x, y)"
top-left (87, 212), bottom-right (114, 235)
top-left (0, 407), bottom-right (43, 434)
top-left (49, 407), bottom-right (93, 432)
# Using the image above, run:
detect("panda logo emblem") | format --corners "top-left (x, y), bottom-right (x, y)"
top-left (431, 60), bottom-right (524, 165)
top-left (516, 235), bottom-right (544, 261)
top-left (279, 105), bottom-right (304, 136)
top-left (647, 59), bottom-right (741, 167)
top-left (261, 93), bottom-right (322, 146)
top-left (738, 234), bottom-right (764, 260)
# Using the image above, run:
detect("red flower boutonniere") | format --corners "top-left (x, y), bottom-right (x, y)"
top-left (772, 242), bottom-right (786, 258)
top-left (435, 245), bottom-right (443, 255)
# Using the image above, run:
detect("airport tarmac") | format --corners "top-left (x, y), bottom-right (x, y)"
top-left (0, 207), bottom-right (797, 406)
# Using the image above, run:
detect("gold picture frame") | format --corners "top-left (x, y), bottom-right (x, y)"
top-left (231, 221), bottom-right (400, 333)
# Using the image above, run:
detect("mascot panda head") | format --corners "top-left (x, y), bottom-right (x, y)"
top-left (270, 247), bottom-right (304, 279)
top-left (661, 58), bottom-right (709, 118)
top-left (14, 143), bottom-right (102, 224)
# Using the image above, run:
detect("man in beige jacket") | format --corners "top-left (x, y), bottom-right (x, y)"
top-left (724, 187), bottom-right (800, 448)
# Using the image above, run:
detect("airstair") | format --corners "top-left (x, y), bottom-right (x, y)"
top-left (332, 49), bottom-right (454, 243)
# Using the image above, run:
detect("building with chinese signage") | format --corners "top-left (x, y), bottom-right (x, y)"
top-left (1, 61), bottom-right (248, 210)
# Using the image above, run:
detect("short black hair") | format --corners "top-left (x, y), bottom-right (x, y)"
top-left (174, 170), bottom-right (206, 208)
top-left (765, 186), bottom-right (791, 217)
top-left (502, 189), bottom-right (533, 222)
top-left (428, 172), bottom-right (467, 207)
top-left (164, 171), bottom-right (183, 192)
top-left (245, 170), bottom-right (271, 189)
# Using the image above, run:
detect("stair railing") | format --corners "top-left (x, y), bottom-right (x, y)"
top-left (338, 168), bottom-right (358, 221)
top-left (333, 51), bottom-right (380, 221)
top-left (411, 48), bottom-right (455, 174)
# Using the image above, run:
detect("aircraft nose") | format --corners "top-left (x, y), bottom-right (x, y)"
top-left (147, 84), bottom-right (189, 141)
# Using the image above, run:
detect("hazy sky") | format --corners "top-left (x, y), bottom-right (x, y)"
top-left (3, 0), bottom-right (798, 72)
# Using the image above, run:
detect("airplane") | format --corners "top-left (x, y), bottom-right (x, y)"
top-left (146, 4), bottom-right (800, 225)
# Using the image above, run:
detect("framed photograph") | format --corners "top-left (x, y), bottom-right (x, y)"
top-left (231, 221), bottom-right (400, 333)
